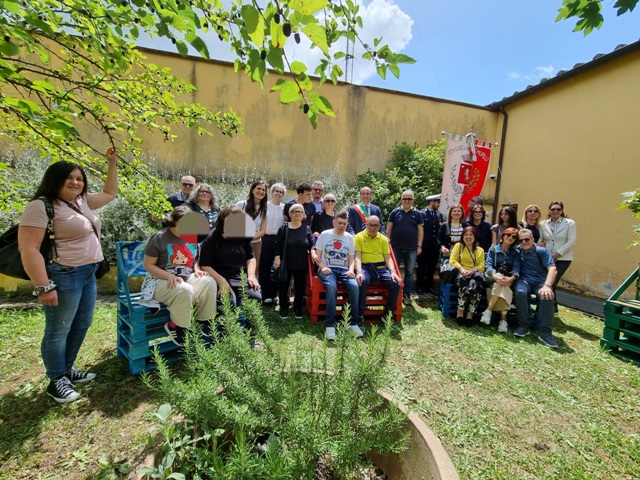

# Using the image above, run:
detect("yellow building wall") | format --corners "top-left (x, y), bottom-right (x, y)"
top-left (133, 48), bottom-right (499, 181)
top-left (493, 51), bottom-right (640, 299)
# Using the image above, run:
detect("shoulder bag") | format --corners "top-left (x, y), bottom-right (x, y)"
top-left (0, 197), bottom-right (57, 280)
top-left (270, 224), bottom-right (289, 283)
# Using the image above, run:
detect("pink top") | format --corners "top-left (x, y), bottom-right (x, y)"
top-left (19, 195), bottom-right (104, 266)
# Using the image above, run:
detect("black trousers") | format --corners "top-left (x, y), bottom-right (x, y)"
top-left (278, 268), bottom-right (307, 311)
top-left (259, 234), bottom-right (278, 300)
top-left (416, 244), bottom-right (439, 292)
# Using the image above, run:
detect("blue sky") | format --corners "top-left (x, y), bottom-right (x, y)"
top-left (358, 1), bottom-right (639, 106)
top-left (137, 1), bottom-right (639, 107)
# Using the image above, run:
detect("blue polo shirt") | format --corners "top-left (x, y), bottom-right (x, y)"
top-left (519, 246), bottom-right (555, 284)
top-left (387, 207), bottom-right (423, 250)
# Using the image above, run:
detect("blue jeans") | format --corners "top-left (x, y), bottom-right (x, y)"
top-left (358, 264), bottom-right (401, 319)
top-left (396, 249), bottom-right (417, 296)
top-left (514, 278), bottom-right (555, 335)
top-left (42, 262), bottom-right (99, 379)
top-left (317, 268), bottom-right (359, 327)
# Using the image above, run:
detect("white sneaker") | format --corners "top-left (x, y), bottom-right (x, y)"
top-left (480, 310), bottom-right (492, 325)
top-left (348, 325), bottom-right (364, 338)
top-left (498, 320), bottom-right (508, 333)
top-left (325, 327), bottom-right (336, 341)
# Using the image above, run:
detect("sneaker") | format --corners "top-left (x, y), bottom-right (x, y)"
top-left (294, 308), bottom-right (303, 319)
top-left (497, 320), bottom-right (508, 334)
top-left (263, 298), bottom-right (273, 305)
top-left (325, 327), bottom-right (336, 341)
top-left (402, 295), bottom-right (412, 306)
top-left (348, 325), bottom-right (364, 338)
top-left (280, 308), bottom-right (289, 319)
top-left (198, 320), bottom-right (212, 338)
top-left (164, 322), bottom-right (186, 346)
top-left (47, 376), bottom-right (81, 404)
top-left (480, 310), bottom-right (492, 325)
top-left (65, 366), bottom-right (96, 384)
top-left (513, 326), bottom-right (530, 338)
top-left (538, 333), bottom-right (559, 349)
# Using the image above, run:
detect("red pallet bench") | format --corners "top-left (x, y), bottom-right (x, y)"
top-left (305, 248), bottom-right (403, 324)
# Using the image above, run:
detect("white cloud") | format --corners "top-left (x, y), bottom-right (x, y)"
top-left (137, 0), bottom-right (414, 85)
top-left (284, 0), bottom-right (414, 84)
top-left (507, 65), bottom-right (555, 82)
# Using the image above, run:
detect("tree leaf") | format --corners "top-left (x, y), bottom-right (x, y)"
top-left (267, 48), bottom-right (285, 73)
top-left (290, 61), bottom-right (307, 75)
top-left (289, 0), bottom-right (329, 15)
top-left (185, 32), bottom-right (210, 59)
top-left (302, 23), bottom-right (328, 54)
top-left (241, 4), bottom-right (265, 46)
top-left (280, 81), bottom-right (302, 104)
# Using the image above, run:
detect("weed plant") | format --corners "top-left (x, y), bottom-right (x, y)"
top-left (142, 293), bottom-right (409, 479)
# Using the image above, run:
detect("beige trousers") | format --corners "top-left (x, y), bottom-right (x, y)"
top-left (152, 274), bottom-right (217, 328)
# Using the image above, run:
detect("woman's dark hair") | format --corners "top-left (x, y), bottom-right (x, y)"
top-left (32, 161), bottom-right (88, 201)
top-left (214, 204), bottom-right (242, 236)
top-left (458, 226), bottom-right (478, 248)
top-left (547, 200), bottom-right (568, 219)
top-left (447, 203), bottom-right (465, 223)
top-left (471, 206), bottom-right (486, 222)
top-left (244, 181), bottom-right (268, 220)
top-left (164, 205), bottom-right (193, 227)
top-left (499, 206), bottom-right (518, 228)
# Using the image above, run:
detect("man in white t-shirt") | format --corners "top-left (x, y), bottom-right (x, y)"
top-left (311, 211), bottom-right (363, 340)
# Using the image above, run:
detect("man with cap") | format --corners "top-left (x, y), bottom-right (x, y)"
top-left (416, 193), bottom-right (444, 296)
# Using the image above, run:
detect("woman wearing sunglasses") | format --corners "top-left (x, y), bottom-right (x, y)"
top-left (539, 201), bottom-right (576, 310)
top-left (311, 193), bottom-right (337, 240)
top-left (518, 204), bottom-right (542, 243)
top-left (480, 228), bottom-right (521, 333)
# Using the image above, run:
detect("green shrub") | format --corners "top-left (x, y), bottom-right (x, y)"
top-left (346, 140), bottom-right (445, 219)
top-left (143, 295), bottom-right (409, 479)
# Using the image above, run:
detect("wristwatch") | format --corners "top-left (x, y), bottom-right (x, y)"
top-left (33, 280), bottom-right (57, 297)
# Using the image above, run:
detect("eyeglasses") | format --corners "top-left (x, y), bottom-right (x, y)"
top-left (519, 238), bottom-right (532, 243)
top-left (181, 183), bottom-right (194, 187)
top-left (312, 188), bottom-right (324, 192)
top-left (199, 191), bottom-right (212, 195)
top-left (324, 199), bottom-right (336, 203)
top-left (291, 210), bottom-right (304, 214)
top-left (401, 198), bottom-right (413, 201)
top-left (273, 190), bottom-right (285, 195)
top-left (550, 207), bottom-right (562, 212)
top-left (366, 223), bottom-right (380, 227)
top-left (526, 209), bottom-right (539, 214)
top-left (473, 210), bottom-right (483, 214)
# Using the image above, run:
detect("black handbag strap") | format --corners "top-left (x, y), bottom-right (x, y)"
top-left (280, 224), bottom-right (289, 264)
top-left (65, 199), bottom-right (100, 240)
top-left (40, 197), bottom-right (58, 262)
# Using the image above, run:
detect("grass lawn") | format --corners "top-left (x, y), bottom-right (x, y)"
top-left (0, 298), bottom-right (639, 479)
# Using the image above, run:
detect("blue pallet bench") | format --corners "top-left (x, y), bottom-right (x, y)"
top-left (116, 241), bottom-right (184, 374)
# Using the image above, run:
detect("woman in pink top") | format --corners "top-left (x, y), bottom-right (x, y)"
top-left (18, 148), bottom-right (118, 404)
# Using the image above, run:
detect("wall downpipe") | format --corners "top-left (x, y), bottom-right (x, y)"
top-left (492, 107), bottom-right (508, 225)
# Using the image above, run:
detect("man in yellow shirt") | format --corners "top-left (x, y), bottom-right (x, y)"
top-left (354, 216), bottom-right (402, 322)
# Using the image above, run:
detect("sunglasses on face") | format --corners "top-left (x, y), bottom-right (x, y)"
top-left (324, 199), bottom-right (336, 203)
top-left (505, 234), bottom-right (518, 239)
top-left (313, 188), bottom-right (324, 191)
top-left (367, 223), bottom-right (380, 227)
top-left (182, 183), bottom-right (194, 187)
top-left (473, 210), bottom-right (483, 214)
top-left (519, 238), bottom-right (532, 243)
top-left (401, 198), bottom-right (413, 201)
top-left (550, 208), bottom-right (562, 212)
top-left (527, 209), bottom-right (539, 214)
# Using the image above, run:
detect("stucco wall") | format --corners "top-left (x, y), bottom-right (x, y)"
top-left (493, 50), bottom-right (640, 298)
top-left (134, 48), bottom-right (499, 182)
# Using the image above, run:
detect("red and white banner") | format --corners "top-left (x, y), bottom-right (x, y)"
top-left (439, 132), bottom-right (493, 216)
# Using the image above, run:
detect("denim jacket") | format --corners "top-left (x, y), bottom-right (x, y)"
top-left (486, 244), bottom-right (520, 278)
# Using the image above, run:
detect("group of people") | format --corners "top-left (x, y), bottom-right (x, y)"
top-left (437, 197), bottom-right (577, 349)
top-left (17, 159), bottom-right (575, 404)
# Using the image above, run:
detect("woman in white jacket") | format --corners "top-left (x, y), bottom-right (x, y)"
top-left (540, 201), bottom-right (576, 310)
